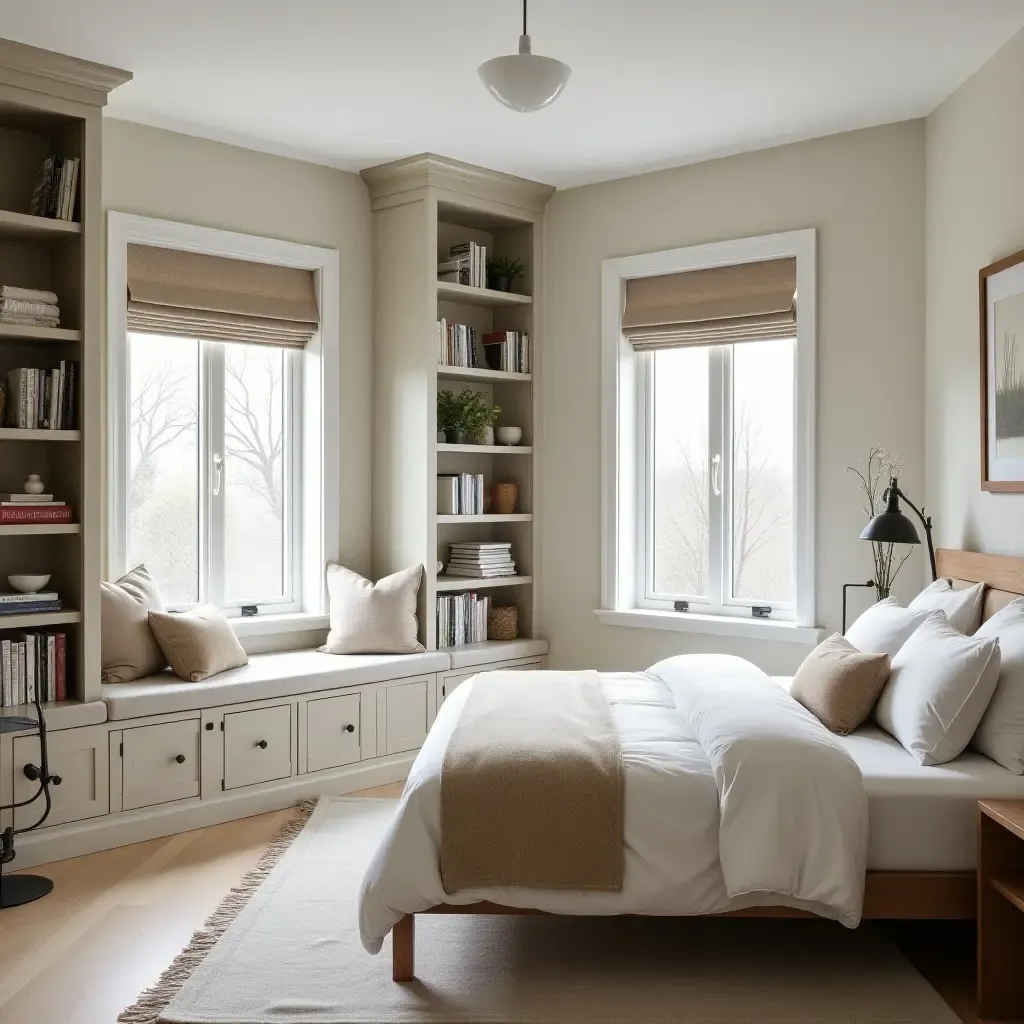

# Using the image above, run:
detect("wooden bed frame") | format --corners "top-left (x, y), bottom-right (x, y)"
top-left (391, 548), bottom-right (1024, 982)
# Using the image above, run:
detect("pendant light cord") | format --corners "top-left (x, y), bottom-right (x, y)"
top-left (523, 0), bottom-right (528, 36)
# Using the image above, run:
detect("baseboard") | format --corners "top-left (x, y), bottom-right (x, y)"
top-left (8, 753), bottom-right (414, 871)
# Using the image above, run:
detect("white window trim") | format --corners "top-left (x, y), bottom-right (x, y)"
top-left (106, 212), bottom-right (341, 639)
top-left (599, 229), bottom-right (820, 640)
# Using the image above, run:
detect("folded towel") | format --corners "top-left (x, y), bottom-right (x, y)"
top-left (0, 299), bottom-right (60, 317)
top-left (0, 314), bottom-right (60, 327)
top-left (0, 286), bottom-right (60, 305)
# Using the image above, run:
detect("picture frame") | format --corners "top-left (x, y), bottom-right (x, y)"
top-left (980, 247), bottom-right (1024, 492)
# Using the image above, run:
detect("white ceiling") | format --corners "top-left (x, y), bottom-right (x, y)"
top-left (1, 0), bottom-right (1022, 188)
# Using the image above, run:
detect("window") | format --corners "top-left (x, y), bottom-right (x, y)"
top-left (127, 332), bottom-right (299, 612)
top-left (600, 230), bottom-right (816, 637)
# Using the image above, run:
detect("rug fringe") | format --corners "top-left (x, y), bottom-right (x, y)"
top-left (117, 799), bottom-right (318, 1024)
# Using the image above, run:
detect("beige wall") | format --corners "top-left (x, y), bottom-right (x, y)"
top-left (925, 27), bottom-right (1024, 557)
top-left (541, 122), bottom-right (927, 674)
top-left (101, 119), bottom-right (373, 577)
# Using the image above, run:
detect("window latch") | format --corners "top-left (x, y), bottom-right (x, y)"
top-left (711, 453), bottom-right (722, 497)
top-left (752, 605), bottom-right (772, 619)
top-left (672, 600), bottom-right (690, 613)
top-left (212, 452), bottom-right (223, 496)
top-left (241, 605), bottom-right (259, 617)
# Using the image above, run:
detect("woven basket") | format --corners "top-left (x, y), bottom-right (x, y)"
top-left (487, 604), bottom-right (519, 641)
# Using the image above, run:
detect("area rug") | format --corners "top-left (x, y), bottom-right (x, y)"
top-left (124, 796), bottom-right (960, 1024)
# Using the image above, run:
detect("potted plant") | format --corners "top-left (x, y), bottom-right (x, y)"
top-left (487, 254), bottom-right (525, 293)
top-left (437, 388), bottom-right (501, 445)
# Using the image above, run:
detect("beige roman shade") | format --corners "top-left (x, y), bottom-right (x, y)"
top-left (622, 257), bottom-right (796, 350)
top-left (127, 244), bottom-right (319, 348)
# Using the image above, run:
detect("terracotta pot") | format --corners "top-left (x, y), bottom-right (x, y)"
top-left (493, 482), bottom-right (518, 515)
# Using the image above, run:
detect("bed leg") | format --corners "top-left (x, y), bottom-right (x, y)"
top-left (392, 914), bottom-right (415, 982)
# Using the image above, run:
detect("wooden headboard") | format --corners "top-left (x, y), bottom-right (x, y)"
top-left (936, 548), bottom-right (1024, 623)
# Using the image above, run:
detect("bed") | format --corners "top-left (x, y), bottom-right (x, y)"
top-left (360, 548), bottom-right (1024, 981)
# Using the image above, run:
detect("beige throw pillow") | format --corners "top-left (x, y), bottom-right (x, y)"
top-left (790, 633), bottom-right (891, 735)
top-left (101, 564), bottom-right (167, 683)
top-left (149, 604), bottom-right (248, 682)
top-left (321, 563), bottom-right (425, 655)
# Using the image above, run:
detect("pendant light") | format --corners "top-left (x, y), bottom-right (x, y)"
top-left (478, 0), bottom-right (571, 113)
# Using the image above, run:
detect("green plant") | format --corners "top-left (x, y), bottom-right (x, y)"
top-left (487, 254), bottom-right (525, 281)
top-left (436, 388), bottom-right (460, 432)
top-left (437, 387), bottom-right (501, 442)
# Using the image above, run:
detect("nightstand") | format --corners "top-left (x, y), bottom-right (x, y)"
top-left (978, 800), bottom-right (1024, 1020)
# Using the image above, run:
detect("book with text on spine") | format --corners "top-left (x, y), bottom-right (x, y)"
top-left (0, 505), bottom-right (73, 523)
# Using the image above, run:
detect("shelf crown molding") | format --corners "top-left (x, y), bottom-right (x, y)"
top-left (360, 153), bottom-right (555, 215)
top-left (0, 37), bottom-right (132, 106)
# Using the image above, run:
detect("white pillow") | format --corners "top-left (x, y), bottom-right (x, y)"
top-left (844, 598), bottom-right (939, 657)
top-left (320, 563), bottom-right (425, 655)
top-left (909, 578), bottom-right (985, 635)
top-left (972, 598), bottom-right (1024, 774)
top-left (874, 613), bottom-right (1001, 765)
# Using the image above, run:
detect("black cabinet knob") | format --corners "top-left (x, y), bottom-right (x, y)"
top-left (52, 774), bottom-right (62, 786)
top-left (344, 724), bottom-right (355, 734)
top-left (205, 722), bottom-right (214, 731)
top-left (175, 753), bottom-right (186, 764)
top-left (256, 739), bottom-right (268, 749)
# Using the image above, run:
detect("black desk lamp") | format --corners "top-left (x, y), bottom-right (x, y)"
top-left (859, 475), bottom-right (937, 582)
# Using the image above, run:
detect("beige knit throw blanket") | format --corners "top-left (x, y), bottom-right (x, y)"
top-left (440, 669), bottom-right (624, 894)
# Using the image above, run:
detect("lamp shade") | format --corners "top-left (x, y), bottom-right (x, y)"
top-left (860, 486), bottom-right (921, 546)
top-left (478, 35), bottom-right (570, 112)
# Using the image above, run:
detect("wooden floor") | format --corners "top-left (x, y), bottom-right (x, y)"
top-left (0, 782), bottom-right (988, 1024)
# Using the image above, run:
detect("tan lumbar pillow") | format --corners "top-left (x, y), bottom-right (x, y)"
top-left (101, 564), bottom-right (168, 683)
top-left (321, 563), bottom-right (425, 655)
top-left (149, 604), bottom-right (248, 682)
top-left (790, 633), bottom-right (891, 735)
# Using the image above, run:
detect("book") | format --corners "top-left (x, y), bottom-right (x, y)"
top-left (17, 632), bottom-right (36, 704)
top-left (0, 505), bottom-right (73, 523)
top-left (0, 639), bottom-right (10, 706)
top-left (0, 600), bottom-right (62, 616)
top-left (0, 494), bottom-right (57, 503)
top-left (0, 592), bottom-right (59, 604)
top-left (46, 634), bottom-right (56, 702)
top-left (55, 632), bottom-right (67, 701)
top-left (437, 476), bottom-right (459, 517)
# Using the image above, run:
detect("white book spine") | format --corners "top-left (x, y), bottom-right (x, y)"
top-left (47, 634), bottom-right (56, 701)
top-left (1, 639), bottom-right (10, 706)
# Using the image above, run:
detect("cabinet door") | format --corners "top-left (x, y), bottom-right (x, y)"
top-left (223, 704), bottom-right (293, 790)
top-left (306, 693), bottom-right (361, 773)
top-left (12, 725), bottom-right (109, 828)
top-left (121, 719), bottom-right (201, 811)
top-left (384, 680), bottom-right (429, 755)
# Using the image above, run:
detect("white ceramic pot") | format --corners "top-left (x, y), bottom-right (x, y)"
top-left (482, 425), bottom-right (495, 445)
top-left (23, 474), bottom-right (45, 495)
top-left (495, 426), bottom-right (523, 446)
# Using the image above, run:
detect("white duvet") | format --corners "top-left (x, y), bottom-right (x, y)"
top-left (359, 654), bottom-right (867, 953)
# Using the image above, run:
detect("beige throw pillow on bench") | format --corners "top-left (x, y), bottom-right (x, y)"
top-left (149, 604), bottom-right (248, 682)
top-left (101, 564), bottom-right (168, 683)
top-left (321, 563), bottom-right (425, 655)
top-left (790, 633), bottom-right (891, 735)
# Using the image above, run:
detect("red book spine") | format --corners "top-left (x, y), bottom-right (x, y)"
top-left (55, 632), bottom-right (66, 702)
top-left (0, 506), bottom-right (73, 523)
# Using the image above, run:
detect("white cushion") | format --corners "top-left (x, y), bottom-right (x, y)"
top-left (844, 598), bottom-right (939, 657)
top-left (973, 598), bottom-right (1024, 774)
top-left (321, 563), bottom-right (425, 655)
top-left (874, 613), bottom-right (1002, 765)
top-left (909, 578), bottom-right (985, 635)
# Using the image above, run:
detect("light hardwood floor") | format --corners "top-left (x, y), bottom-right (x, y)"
top-left (0, 782), bottom-right (982, 1024)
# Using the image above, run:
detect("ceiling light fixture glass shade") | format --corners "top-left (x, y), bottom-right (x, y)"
top-left (478, 2), bottom-right (570, 113)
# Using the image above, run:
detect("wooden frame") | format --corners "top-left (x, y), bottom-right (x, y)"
top-left (980, 247), bottom-right (1024, 492)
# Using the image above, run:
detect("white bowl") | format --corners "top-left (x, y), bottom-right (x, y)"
top-left (495, 426), bottom-right (523, 446)
top-left (8, 574), bottom-right (51, 594)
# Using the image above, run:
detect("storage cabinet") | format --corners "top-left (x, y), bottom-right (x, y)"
top-left (381, 679), bottom-right (430, 755)
top-left (223, 704), bottom-right (293, 790)
top-left (120, 719), bottom-right (201, 811)
top-left (305, 693), bottom-right (361, 773)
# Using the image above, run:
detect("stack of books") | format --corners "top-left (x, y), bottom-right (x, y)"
top-left (0, 285), bottom-right (61, 329)
top-left (438, 241), bottom-right (487, 288)
top-left (446, 541), bottom-right (516, 578)
top-left (0, 630), bottom-right (67, 705)
top-left (436, 319), bottom-right (484, 368)
top-left (483, 331), bottom-right (530, 374)
top-left (0, 590), bottom-right (63, 618)
top-left (0, 490), bottom-right (73, 525)
top-left (4, 361), bottom-right (78, 429)
top-left (28, 155), bottom-right (80, 221)
top-left (437, 474), bottom-right (485, 515)
top-left (436, 592), bottom-right (490, 648)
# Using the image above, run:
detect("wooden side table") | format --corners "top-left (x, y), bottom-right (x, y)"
top-left (978, 800), bottom-right (1024, 1020)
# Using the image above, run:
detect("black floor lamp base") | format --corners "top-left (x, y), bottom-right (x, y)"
top-left (0, 873), bottom-right (54, 909)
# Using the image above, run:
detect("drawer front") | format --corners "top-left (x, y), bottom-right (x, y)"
top-left (440, 659), bottom-right (545, 703)
top-left (384, 680), bottom-right (429, 755)
top-left (12, 725), bottom-right (109, 828)
top-left (306, 693), bottom-right (361, 773)
top-left (121, 719), bottom-right (201, 811)
top-left (223, 704), bottom-right (293, 790)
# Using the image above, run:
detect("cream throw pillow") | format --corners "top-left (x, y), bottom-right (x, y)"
top-left (909, 578), bottom-right (986, 635)
top-left (321, 563), bottom-right (425, 655)
top-left (844, 597), bottom-right (938, 657)
top-left (100, 564), bottom-right (167, 683)
top-left (148, 604), bottom-right (248, 682)
top-left (972, 598), bottom-right (1024, 773)
top-left (790, 633), bottom-right (891, 735)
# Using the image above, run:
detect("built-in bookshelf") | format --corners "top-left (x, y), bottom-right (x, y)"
top-left (361, 155), bottom-right (554, 655)
top-left (0, 39), bottom-right (130, 716)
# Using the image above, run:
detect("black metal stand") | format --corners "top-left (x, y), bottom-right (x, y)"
top-left (842, 580), bottom-right (876, 634)
top-left (0, 870), bottom-right (54, 909)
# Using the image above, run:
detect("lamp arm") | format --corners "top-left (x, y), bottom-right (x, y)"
top-left (889, 486), bottom-right (937, 581)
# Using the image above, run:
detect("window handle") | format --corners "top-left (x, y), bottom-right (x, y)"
top-left (212, 452), bottom-right (223, 496)
top-left (711, 453), bottom-right (722, 497)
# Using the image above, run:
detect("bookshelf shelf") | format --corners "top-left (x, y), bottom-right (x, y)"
top-left (0, 323), bottom-right (82, 343)
top-left (0, 524), bottom-right (80, 536)
top-left (437, 513), bottom-right (532, 524)
top-left (0, 208), bottom-right (81, 243)
top-left (0, 428), bottom-right (81, 441)
top-left (0, 609), bottom-right (81, 629)
top-left (437, 280), bottom-right (532, 308)
top-left (436, 574), bottom-right (533, 591)
top-left (437, 443), bottom-right (532, 455)
top-left (437, 365), bottom-right (532, 383)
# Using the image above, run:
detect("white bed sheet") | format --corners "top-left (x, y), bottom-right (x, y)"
top-left (772, 677), bottom-right (1024, 870)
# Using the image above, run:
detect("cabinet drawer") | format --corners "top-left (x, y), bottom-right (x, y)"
top-left (306, 693), bottom-right (361, 773)
top-left (121, 719), bottom-right (200, 811)
top-left (12, 725), bottom-right (109, 828)
top-left (384, 680), bottom-right (429, 755)
top-left (223, 704), bottom-right (293, 790)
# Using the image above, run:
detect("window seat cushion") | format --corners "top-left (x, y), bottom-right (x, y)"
top-left (102, 648), bottom-right (450, 721)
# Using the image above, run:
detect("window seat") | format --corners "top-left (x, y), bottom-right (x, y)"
top-left (101, 649), bottom-right (451, 721)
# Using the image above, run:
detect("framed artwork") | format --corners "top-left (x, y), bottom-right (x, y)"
top-left (981, 247), bottom-right (1024, 492)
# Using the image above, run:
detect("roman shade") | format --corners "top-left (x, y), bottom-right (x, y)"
top-left (127, 244), bottom-right (319, 348)
top-left (622, 257), bottom-right (796, 350)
